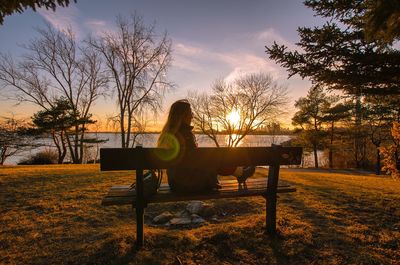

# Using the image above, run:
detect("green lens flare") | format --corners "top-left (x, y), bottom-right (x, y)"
top-left (155, 133), bottom-right (180, 161)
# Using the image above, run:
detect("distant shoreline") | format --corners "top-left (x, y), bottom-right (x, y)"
top-left (88, 131), bottom-right (294, 136)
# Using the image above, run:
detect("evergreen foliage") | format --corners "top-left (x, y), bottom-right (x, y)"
top-left (266, 0), bottom-right (400, 96)
top-left (0, 0), bottom-right (76, 24)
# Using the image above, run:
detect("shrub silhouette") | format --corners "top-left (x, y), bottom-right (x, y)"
top-left (18, 149), bottom-right (58, 165)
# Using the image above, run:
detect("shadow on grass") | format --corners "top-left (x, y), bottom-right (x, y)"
top-left (2, 166), bottom-right (399, 264)
top-left (279, 180), bottom-right (398, 264)
top-left (284, 179), bottom-right (399, 230)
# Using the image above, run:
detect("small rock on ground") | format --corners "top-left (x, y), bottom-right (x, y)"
top-left (191, 214), bottom-right (205, 224)
top-left (169, 217), bottom-right (192, 225)
top-left (153, 211), bottom-right (174, 224)
top-left (186, 201), bottom-right (205, 214)
top-left (199, 204), bottom-right (216, 217)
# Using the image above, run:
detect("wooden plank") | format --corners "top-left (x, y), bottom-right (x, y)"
top-left (101, 186), bottom-right (296, 206)
top-left (108, 178), bottom-right (287, 190)
top-left (106, 186), bottom-right (281, 197)
top-left (100, 146), bottom-right (303, 170)
top-left (106, 178), bottom-right (283, 196)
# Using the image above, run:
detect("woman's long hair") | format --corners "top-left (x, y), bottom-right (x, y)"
top-left (157, 100), bottom-right (191, 147)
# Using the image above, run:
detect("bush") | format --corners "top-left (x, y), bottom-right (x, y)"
top-left (380, 122), bottom-right (400, 180)
top-left (18, 149), bottom-right (58, 165)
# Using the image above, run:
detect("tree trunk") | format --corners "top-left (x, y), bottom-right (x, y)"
top-left (354, 93), bottom-right (362, 168)
top-left (66, 133), bottom-right (76, 163)
top-left (74, 125), bottom-right (81, 163)
top-left (375, 146), bottom-right (381, 175)
top-left (79, 124), bottom-right (86, 164)
top-left (0, 147), bottom-right (6, 165)
top-left (329, 121), bottom-right (334, 168)
top-left (126, 109), bottom-right (132, 148)
top-left (313, 143), bottom-right (319, 168)
top-left (52, 130), bottom-right (63, 164)
top-left (60, 131), bottom-right (67, 164)
top-left (120, 111), bottom-right (126, 148)
top-left (0, 145), bottom-right (10, 165)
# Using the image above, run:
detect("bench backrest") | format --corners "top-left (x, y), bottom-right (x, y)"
top-left (100, 146), bottom-right (302, 171)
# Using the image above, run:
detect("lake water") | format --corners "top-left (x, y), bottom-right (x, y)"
top-left (5, 133), bottom-right (321, 166)
top-left (98, 133), bottom-right (291, 148)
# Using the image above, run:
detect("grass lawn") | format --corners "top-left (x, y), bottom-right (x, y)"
top-left (0, 165), bottom-right (399, 265)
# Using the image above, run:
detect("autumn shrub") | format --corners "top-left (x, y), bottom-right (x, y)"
top-left (379, 122), bottom-right (400, 179)
top-left (18, 149), bottom-right (58, 165)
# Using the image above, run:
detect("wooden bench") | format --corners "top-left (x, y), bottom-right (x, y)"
top-left (100, 145), bottom-right (302, 249)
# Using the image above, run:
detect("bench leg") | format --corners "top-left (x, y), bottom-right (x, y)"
top-left (135, 167), bottom-right (144, 250)
top-left (136, 205), bottom-right (144, 249)
top-left (266, 164), bottom-right (279, 235)
top-left (266, 191), bottom-right (277, 234)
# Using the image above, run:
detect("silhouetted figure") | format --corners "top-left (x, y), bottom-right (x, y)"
top-left (157, 100), bottom-right (219, 193)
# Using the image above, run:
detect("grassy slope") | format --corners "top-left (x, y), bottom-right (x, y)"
top-left (0, 165), bottom-right (399, 265)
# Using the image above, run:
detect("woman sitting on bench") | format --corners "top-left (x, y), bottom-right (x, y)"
top-left (157, 99), bottom-right (220, 193)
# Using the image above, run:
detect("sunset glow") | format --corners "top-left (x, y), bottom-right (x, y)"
top-left (0, 0), bottom-right (316, 130)
top-left (227, 109), bottom-right (241, 128)
top-left (1, 1), bottom-right (399, 264)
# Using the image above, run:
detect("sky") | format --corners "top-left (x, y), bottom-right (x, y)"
top-left (0, 0), bottom-right (326, 130)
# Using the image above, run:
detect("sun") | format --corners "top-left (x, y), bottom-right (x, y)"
top-left (227, 109), bottom-right (240, 127)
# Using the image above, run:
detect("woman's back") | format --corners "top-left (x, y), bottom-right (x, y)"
top-left (157, 100), bottom-right (218, 193)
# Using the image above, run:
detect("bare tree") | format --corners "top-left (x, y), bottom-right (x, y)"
top-left (189, 92), bottom-right (220, 146)
top-left (0, 116), bottom-right (36, 165)
top-left (0, 24), bottom-right (108, 163)
top-left (89, 13), bottom-right (173, 148)
top-left (189, 73), bottom-right (289, 147)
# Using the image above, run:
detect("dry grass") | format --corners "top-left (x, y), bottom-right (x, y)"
top-left (0, 165), bottom-right (399, 265)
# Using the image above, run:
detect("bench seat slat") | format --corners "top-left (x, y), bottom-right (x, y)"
top-left (101, 186), bottom-right (296, 206)
top-left (101, 178), bottom-right (296, 206)
top-left (109, 178), bottom-right (278, 190)
top-left (107, 178), bottom-right (275, 195)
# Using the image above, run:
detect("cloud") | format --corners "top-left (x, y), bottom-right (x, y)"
top-left (38, 5), bottom-right (83, 37)
top-left (85, 19), bottom-right (106, 27)
top-left (221, 53), bottom-right (282, 83)
top-left (175, 43), bottom-right (203, 55)
top-left (172, 56), bottom-right (203, 72)
top-left (256, 27), bottom-right (298, 51)
top-left (172, 39), bottom-right (284, 82)
top-left (85, 19), bottom-right (114, 37)
top-left (38, 6), bottom-right (114, 39)
top-left (172, 42), bottom-right (205, 71)
top-left (219, 28), bottom-right (302, 83)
